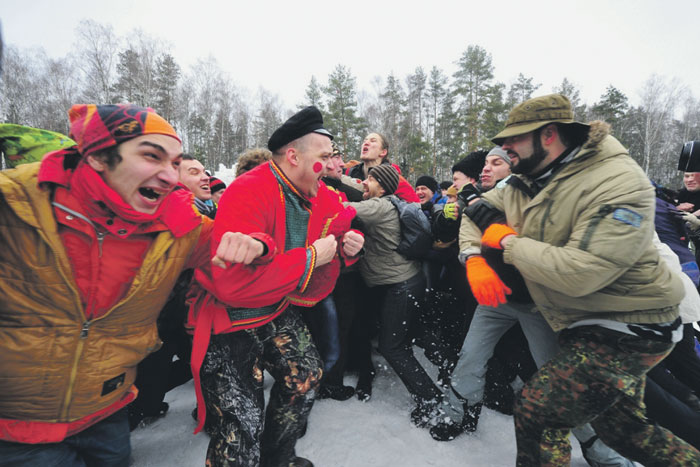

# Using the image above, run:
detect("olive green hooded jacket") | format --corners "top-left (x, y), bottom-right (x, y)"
top-left (459, 121), bottom-right (683, 331)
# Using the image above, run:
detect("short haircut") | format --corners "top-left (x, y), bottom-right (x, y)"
top-left (236, 147), bottom-right (272, 177)
top-left (89, 145), bottom-right (122, 170)
top-left (554, 123), bottom-right (588, 148)
top-left (272, 133), bottom-right (312, 158)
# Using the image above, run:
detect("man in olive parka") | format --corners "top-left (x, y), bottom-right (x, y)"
top-left (459, 93), bottom-right (699, 466)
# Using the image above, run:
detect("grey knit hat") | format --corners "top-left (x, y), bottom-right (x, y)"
top-left (487, 146), bottom-right (512, 167)
top-left (369, 165), bottom-right (399, 195)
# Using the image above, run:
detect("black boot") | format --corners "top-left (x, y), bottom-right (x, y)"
top-left (429, 401), bottom-right (482, 441)
top-left (410, 398), bottom-right (442, 428)
top-left (289, 457), bottom-right (314, 467)
top-left (318, 383), bottom-right (355, 401)
top-left (356, 369), bottom-right (375, 402)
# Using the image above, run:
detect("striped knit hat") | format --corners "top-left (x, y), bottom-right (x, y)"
top-left (369, 164), bottom-right (399, 195)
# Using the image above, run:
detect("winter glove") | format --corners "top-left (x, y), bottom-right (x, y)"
top-left (682, 212), bottom-right (700, 232)
top-left (457, 183), bottom-right (481, 205)
top-left (481, 224), bottom-right (517, 250)
top-left (443, 202), bottom-right (459, 221)
top-left (466, 256), bottom-right (512, 307)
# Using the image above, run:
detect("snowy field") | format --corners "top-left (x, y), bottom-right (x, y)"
top-left (130, 351), bottom-right (589, 467)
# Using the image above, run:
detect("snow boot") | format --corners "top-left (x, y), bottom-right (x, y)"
top-left (289, 456), bottom-right (314, 467)
top-left (356, 369), bottom-right (375, 402)
top-left (429, 401), bottom-right (482, 441)
top-left (318, 383), bottom-right (355, 401)
top-left (410, 399), bottom-right (442, 428)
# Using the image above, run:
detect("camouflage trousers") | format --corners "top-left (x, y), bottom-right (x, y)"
top-left (201, 307), bottom-right (322, 467)
top-left (514, 325), bottom-right (700, 467)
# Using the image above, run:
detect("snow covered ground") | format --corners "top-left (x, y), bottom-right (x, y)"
top-left (130, 351), bottom-right (589, 467)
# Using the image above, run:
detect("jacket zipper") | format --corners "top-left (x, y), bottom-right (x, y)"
top-left (52, 201), bottom-right (108, 418)
top-left (61, 321), bottom-right (91, 419)
top-left (539, 200), bottom-right (554, 242)
top-left (52, 202), bottom-right (106, 257)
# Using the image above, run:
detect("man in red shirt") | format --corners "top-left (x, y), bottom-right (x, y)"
top-left (189, 106), bottom-right (363, 467)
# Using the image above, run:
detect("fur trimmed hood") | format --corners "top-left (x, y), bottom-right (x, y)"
top-left (582, 120), bottom-right (611, 150)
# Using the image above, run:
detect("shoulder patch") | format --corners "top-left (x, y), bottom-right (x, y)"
top-left (612, 208), bottom-right (642, 228)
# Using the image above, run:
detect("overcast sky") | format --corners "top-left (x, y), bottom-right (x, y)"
top-left (3, 0), bottom-right (699, 111)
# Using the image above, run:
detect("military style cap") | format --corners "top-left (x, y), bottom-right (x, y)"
top-left (268, 106), bottom-right (333, 152)
top-left (679, 141), bottom-right (700, 172)
top-left (491, 94), bottom-right (590, 145)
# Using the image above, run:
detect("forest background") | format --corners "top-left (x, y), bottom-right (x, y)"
top-left (2, 18), bottom-right (699, 188)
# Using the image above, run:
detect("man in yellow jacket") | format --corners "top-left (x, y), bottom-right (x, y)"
top-left (0, 104), bottom-right (244, 466)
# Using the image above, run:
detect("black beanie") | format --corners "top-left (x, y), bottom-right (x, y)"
top-left (452, 150), bottom-right (488, 180)
top-left (415, 175), bottom-right (438, 194)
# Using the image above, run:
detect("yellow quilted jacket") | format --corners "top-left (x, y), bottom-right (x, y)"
top-left (0, 163), bottom-right (201, 422)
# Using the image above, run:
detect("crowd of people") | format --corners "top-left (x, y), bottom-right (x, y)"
top-left (3, 92), bottom-right (700, 467)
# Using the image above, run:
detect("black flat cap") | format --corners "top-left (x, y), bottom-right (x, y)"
top-left (267, 106), bottom-right (333, 153)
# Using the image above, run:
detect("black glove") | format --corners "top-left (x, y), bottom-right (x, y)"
top-left (457, 183), bottom-right (481, 206)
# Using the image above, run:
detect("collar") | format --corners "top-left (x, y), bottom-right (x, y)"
top-left (530, 145), bottom-right (580, 188)
top-left (38, 148), bottom-right (201, 238)
top-left (270, 160), bottom-right (313, 208)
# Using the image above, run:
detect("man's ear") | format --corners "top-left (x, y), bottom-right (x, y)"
top-left (286, 147), bottom-right (300, 167)
top-left (542, 124), bottom-right (558, 146)
top-left (85, 154), bottom-right (108, 173)
top-left (379, 148), bottom-right (388, 159)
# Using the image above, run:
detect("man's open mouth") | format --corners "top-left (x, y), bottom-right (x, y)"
top-left (139, 187), bottom-right (165, 201)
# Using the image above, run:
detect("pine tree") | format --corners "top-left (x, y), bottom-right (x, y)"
top-left (323, 64), bottom-right (366, 158)
top-left (379, 73), bottom-right (407, 161)
top-left (506, 73), bottom-right (540, 109)
top-left (303, 76), bottom-right (324, 109)
top-left (452, 45), bottom-right (501, 152)
top-left (113, 48), bottom-right (142, 103)
top-left (552, 78), bottom-right (587, 120)
top-left (426, 67), bottom-right (448, 178)
top-left (154, 53), bottom-right (180, 122)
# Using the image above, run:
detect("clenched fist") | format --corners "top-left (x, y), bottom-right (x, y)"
top-left (212, 232), bottom-right (265, 268)
top-left (342, 230), bottom-right (364, 257)
top-left (313, 235), bottom-right (338, 266)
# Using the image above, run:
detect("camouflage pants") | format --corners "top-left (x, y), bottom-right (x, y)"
top-left (514, 325), bottom-right (700, 467)
top-left (201, 307), bottom-right (322, 467)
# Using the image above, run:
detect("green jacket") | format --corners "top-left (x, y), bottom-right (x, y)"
top-left (459, 121), bottom-right (683, 331)
top-left (346, 195), bottom-right (421, 286)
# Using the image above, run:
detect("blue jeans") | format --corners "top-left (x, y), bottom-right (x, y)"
top-left (302, 296), bottom-right (341, 373)
top-left (0, 408), bottom-right (130, 467)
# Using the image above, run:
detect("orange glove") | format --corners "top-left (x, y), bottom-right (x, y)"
top-left (481, 224), bottom-right (517, 250)
top-left (466, 256), bottom-right (512, 307)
